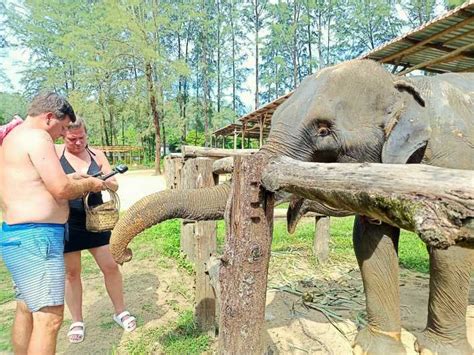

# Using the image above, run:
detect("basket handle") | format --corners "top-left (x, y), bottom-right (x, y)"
top-left (83, 189), bottom-right (120, 212)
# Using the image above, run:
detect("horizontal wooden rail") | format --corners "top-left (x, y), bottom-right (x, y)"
top-left (181, 145), bottom-right (258, 159)
top-left (262, 157), bottom-right (474, 248)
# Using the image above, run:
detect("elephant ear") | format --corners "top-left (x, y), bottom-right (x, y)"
top-left (382, 80), bottom-right (431, 164)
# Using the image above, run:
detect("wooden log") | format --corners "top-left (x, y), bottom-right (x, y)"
top-left (262, 157), bottom-right (474, 249)
top-left (181, 145), bottom-right (258, 159)
top-left (213, 157), bottom-right (234, 174)
top-left (195, 221), bottom-right (217, 334)
top-left (218, 154), bottom-right (274, 354)
top-left (164, 155), bottom-right (184, 190)
top-left (181, 158), bottom-right (216, 262)
top-left (181, 223), bottom-right (195, 260)
top-left (193, 159), bottom-right (218, 334)
top-left (205, 255), bottom-right (222, 327)
top-left (314, 216), bottom-right (330, 263)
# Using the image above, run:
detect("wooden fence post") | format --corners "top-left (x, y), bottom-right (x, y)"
top-left (314, 216), bottom-right (330, 263)
top-left (164, 155), bottom-right (184, 190)
top-left (180, 158), bottom-right (198, 261)
top-left (218, 154), bottom-right (274, 354)
top-left (193, 159), bottom-right (218, 334)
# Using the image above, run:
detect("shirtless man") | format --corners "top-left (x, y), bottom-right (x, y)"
top-left (0, 92), bottom-right (106, 354)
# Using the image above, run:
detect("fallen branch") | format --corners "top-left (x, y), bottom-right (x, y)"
top-left (262, 157), bottom-right (474, 248)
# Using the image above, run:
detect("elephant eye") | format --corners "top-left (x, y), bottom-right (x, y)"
top-left (317, 123), bottom-right (331, 137)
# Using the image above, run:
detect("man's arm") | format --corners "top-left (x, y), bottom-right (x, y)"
top-left (28, 130), bottom-right (104, 199)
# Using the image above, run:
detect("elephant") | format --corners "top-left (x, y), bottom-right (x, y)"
top-left (110, 59), bottom-right (474, 354)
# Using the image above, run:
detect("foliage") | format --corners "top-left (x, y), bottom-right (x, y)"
top-left (0, 92), bottom-right (27, 124)
top-left (125, 310), bottom-right (210, 354)
top-left (185, 130), bottom-right (206, 147)
top-left (0, 0), bottom-right (454, 166)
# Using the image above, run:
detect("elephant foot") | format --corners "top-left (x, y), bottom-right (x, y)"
top-left (352, 327), bottom-right (406, 355)
top-left (414, 330), bottom-right (473, 355)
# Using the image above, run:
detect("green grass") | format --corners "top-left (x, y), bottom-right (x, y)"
top-left (218, 216), bottom-right (428, 272)
top-left (399, 230), bottom-right (429, 273)
top-left (125, 310), bottom-right (210, 354)
top-left (0, 264), bottom-right (15, 305)
top-left (0, 216), bottom-right (429, 353)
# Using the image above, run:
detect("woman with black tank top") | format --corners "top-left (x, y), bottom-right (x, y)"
top-left (55, 117), bottom-right (136, 343)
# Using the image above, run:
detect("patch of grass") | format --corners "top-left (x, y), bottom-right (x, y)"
top-left (81, 251), bottom-right (100, 276)
top-left (0, 311), bottom-right (13, 352)
top-left (399, 230), bottom-right (429, 273)
top-left (0, 262), bottom-right (15, 304)
top-left (131, 219), bottom-right (194, 274)
top-left (99, 320), bottom-right (116, 330)
top-left (125, 310), bottom-right (210, 355)
top-left (218, 215), bottom-right (427, 272)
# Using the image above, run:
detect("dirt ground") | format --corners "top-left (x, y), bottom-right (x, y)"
top-left (115, 169), bottom-right (167, 211)
top-left (1, 169), bottom-right (472, 354)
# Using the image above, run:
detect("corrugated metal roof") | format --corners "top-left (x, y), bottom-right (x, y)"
top-left (238, 92), bottom-right (293, 124)
top-left (360, 0), bottom-right (474, 74)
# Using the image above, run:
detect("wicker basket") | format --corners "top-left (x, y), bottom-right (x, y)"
top-left (84, 189), bottom-right (120, 233)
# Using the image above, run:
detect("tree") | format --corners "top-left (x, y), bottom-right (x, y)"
top-left (244, 0), bottom-right (269, 109)
top-left (0, 92), bottom-right (27, 124)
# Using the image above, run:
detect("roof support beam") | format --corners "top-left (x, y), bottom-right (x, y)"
top-left (397, 41), bottom-right (474, 75)
top-left (380, 15), bottom-right (474, 63)
top-left (404, 37), bottom-right (474, 59)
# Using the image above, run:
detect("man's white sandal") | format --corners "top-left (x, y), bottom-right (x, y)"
top-left (113, 311), bottom-right (137, 332)
top-left (67, 321), bottom-right (85, 343)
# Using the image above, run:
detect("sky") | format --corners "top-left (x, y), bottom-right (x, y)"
top-left (0, 46), bottom-right (29, 92)
top-left (0, 2), bottom-right (445, 109)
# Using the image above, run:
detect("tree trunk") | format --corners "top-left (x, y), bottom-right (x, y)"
top-left (262, 157), bottom-right (474, 249)
top-left (306, 1), bottom-right (312, 73)
top-left (317, 9), bottom-right (324, 69)
top-left (145, 62), bottom-right (161, 175)
top-left (231, 1), bottom-right (237, 117)
top-left (254, 1), bottom-right (260, 109)
top-left (183, 31), bottom-right (190, 142)
top-left (216, 0), bottom-right (222, 113)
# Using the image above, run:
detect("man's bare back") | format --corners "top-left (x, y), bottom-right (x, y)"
top-left (2, 125), bottom-right (70, 223)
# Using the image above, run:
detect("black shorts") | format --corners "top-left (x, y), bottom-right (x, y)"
top-left (64, 210), bottom-right (110, 253)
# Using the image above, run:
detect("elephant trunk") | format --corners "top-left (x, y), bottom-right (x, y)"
top-left (110, 182), bottom-right (231, 264)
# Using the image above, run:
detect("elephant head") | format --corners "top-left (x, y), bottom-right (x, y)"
top-left (265, 60), bottom-right (429, 166)
top-left (110, 59), bottom-right (447, 264)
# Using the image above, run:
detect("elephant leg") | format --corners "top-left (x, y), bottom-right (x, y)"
top-left (415, 245), bottom-right (474, 355)
top-left (352, 216), bottom-right (406, 355)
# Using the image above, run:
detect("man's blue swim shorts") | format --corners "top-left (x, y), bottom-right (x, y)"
top-left (1, 222), bottom-right (66, 312)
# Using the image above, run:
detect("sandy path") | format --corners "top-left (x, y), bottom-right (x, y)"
top-left (115, 169), bottom-right (166, 211)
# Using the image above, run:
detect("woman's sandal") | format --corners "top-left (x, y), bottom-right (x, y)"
top-left (113, 311), bottom-right (137, 332)
top-left (67, 321), bottom-right (85, 343)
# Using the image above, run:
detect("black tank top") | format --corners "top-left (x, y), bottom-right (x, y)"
top-left (59, 146), bottom-right (103, 212)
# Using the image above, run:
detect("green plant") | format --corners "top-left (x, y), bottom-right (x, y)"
top-left (125, 310), bottom-right (210, 354)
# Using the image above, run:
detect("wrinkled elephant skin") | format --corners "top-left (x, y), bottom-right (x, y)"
top-left (110, 60), bottom-right (474, 354)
